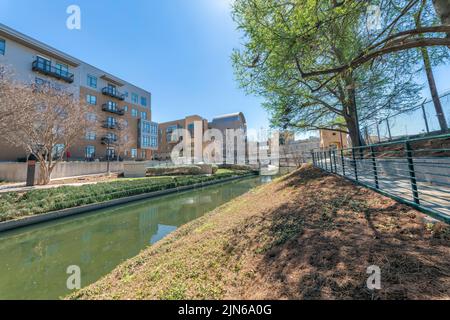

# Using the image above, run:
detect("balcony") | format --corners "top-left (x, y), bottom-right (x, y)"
top-left (102, 122), bottom-right (117, 130)
top-left (32, 60), bottom-right (74, 83)
top-left (101, 136), bottom-right (118, 145)
top-left (102, 87), bottom-right (125, 101)
top-left (102, 104), bottom-right (125, 116)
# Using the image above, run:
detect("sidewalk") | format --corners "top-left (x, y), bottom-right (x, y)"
top-left (0, 172), bottom-right (121, 194)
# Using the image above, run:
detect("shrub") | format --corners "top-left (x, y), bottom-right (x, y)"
top-left (0, 170), bottom-right (255, 222)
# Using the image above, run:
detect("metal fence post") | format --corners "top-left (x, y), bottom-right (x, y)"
top-left (329, 149), bottom-right (334, 173)
top-left (386, 118), bottom-right (392, 141)
top-left (352, 148), bottom-right (358, 181)
top-left (333, 150), bottom-right (337, 173)
top-left (376, 124), bottom-right (381, 143)
top-left (421, 103), bottom-right (430, 134)
top-left (341, 149), bottom-right (346, 176)
top-left (311, 151), bottom-right (316, 167)
top-left (318, 152), bottom-right (322, 169)
top-left (324, 151), bottom-right (328, 172)
top-left (371, 146), bottom-right (379, 189)
top-left (405, 142), bottom-right (420, 205)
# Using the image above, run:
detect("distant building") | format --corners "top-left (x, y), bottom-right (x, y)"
top-left (156, 115), bottom-right (209, 161)
top-left (279, 137), bottom-right (320, 168)
top-left (320, 130), bottom-right (350, 149)
top-left (209, 113), bottom-right (247, 164)
top-left (155, 113), bottom-right (247, 163)
top-left (279, 131), bottom-right (296, 146)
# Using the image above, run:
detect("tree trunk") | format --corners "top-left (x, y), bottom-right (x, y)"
top-left (415, 15), bottom-right (449, 132)
top-left (39, 162), bottom-right (51, 185)
top-left (345, 115), bottom-right (361, 148)
top-left (420, 47), bottom-right (448, 132)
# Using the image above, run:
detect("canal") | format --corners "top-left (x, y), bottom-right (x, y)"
top-left (0, 176), bottom-right (270, 300)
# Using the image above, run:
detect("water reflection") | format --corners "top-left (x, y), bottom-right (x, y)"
top-left (0, 176), bottom-right (266, 300)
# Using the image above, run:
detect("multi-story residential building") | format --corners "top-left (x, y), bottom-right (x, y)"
top-left (0, 23), bottom-right (158, 162)
top-left (156, 115), bottom-right (209, 161)
top-left (155, 113), bottom-right (248, 163)
top-left (209, 113), bottom-right (247, 164)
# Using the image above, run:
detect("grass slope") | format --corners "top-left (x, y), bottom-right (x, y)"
top-left (70, 165), bottom-right (450, 300)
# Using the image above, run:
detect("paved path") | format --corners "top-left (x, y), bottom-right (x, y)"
top-left (317, 157), bottom-right (450, 218)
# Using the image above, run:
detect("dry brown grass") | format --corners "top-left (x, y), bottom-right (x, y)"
top-left (70, 165), bottom-right (450, 300)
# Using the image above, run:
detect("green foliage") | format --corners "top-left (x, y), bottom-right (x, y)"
top-left (231, 0), bottom-right (447, 140)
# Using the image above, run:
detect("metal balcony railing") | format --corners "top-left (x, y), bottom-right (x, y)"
top-left (101, 136), bottom-right (118, 145)
top-left (102, 122), bottom-right (117, 129)
top-left (102, 87), bottom-right (125, 101)
top-left (32, 60), bottom-right (74, 83)
top-left (102, 104), bottom-right (125, 116)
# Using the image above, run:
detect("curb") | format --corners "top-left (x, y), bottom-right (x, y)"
top-left (0, 174), bottom-right (257, 233)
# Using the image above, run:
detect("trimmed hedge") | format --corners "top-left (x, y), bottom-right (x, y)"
top-left (0, 170), bottom-right (253, 222)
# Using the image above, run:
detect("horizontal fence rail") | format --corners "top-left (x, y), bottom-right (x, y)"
top-left (312, 134), bottom-right (450, 223)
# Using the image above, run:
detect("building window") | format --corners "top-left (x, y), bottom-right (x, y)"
top-left (188, 123), bottom-right (195, 137)
top-left (55, 62), bottom-right (69, 77)
top-left (141, 97), bottom-right (147, 107)
top-left (107, 148), bottom-right (116, 159)
top-left (85, 146), bottom-right (95, 159)
top-left (107, 116), bottom-right (116, 127)
top-left (166, 125), bottom-right (179, 142)
top-left (35, 77), bottom-right (51, 87)
top-left (151, 136), bottom-right (158, 149)
top-left (0, 39), bottom-right (6, 55)
top-left (123, 105), bottom-right (128, 112)
top-left (52, 144), bottom-right (65, 158)
top-left (131, 148), bottom-right (137, 158)
top-left (131, 93), bottom-right (139, 104)
top-left (131, 108), bottom-right (138, 117)
top-left (86, 113), bottom-right (97, 122)
top-left (87, 75), bottom-right (97, 89)
top-left (107, 101), bottom-right (118, 111)
top-left (141, 150), bottom-right (146, 159)
top-left (86, 94), bottom-right (97, 105)
top-left (36, 56), bottom-right (51, 72)
top-left (85, 131), bottom-right (96, 141)
top-left (141, 111), bottom-right (147, 120)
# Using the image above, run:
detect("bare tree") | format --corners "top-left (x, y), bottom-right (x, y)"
top-left (1, 77), bottom-right (88, 185)
top-left (0, 67), bottom-right (20, 125)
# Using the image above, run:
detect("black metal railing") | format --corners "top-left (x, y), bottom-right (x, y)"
top-left (102, 122), bottom-right (117, 129)
top-left (102, 87), bottom-right (125, 101)
top-left (102, 104), bottom-right (125, 116)
top-left (32, 60), bottom-right (74, 83)
top-left (311, 134), bottom-right (450, 223)
top-left (101, 136), bottom-right (117, 145)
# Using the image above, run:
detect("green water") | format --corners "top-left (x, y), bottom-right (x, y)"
top-left (0, 176), bottom-right (270, 300)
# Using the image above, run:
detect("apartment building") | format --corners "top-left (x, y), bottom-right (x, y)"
top-left (209, 113), bottom-right (247, 164)
top-left (0, 23), bottom-right (158, 162)
top-left (156, 115), bottom-right (209, 161)
top-left (156, 113), bottom-right (247, 163)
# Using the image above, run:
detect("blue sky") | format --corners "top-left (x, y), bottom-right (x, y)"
top-left (0, 0), bottom-right (448, 135)
top-left (0, 0), bottom-right (268, 130)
